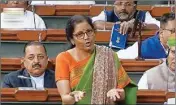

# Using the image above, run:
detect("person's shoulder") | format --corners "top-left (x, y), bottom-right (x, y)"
top-left (25, 10), bottom-right (33, 15)
top-left (106, 10), bottom-right (114, 14)
top-left (146, 62), bottom-right (163, 74)
top-left (4, 69), bottom-right (25, 78)
top-left (143, 33), bottom-right (159, 43)
top-left (25, 10), bottom-right (41, 18)
top-left (56, 51), bottom-right (68, 58)
top-left (56, 51), bottom-right (70, 61)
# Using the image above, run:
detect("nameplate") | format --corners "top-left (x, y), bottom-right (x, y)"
top-left (18, 87), bottom-right (45, 90)
top-left (15, 88), bottom-right (48, 101)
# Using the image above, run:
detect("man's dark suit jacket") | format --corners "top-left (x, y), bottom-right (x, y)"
top-left (2, 68), bottom-right (56, 88)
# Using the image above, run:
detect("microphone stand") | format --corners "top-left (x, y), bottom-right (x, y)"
top-left (44, 0), bottom-right (46, 5)
top-left (18, 75), bottom-right (37, 90)
top-left (32, 5), bottom-right (36, 29)
top-left (103, 0), bottom-right (108, 31)
top-left (136, 21), bottom-right (143, 60)
top-left (38, 33), bottom-right (42, 42)
top-left (130, 10), bottom-right (144, 60)
top-left (15, 75), bottom-right (47, 101)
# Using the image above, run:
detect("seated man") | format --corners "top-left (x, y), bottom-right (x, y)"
top-left (31, 1), bottom-right (95, 5)
top-left (3, 41), bottom-right (56, 88)
top-left (92, 0), bottom-right (159, 35)
top-left (1, 0), bottom-right (46, 29)
top-left (138, 34), bottom-right (175, 90)
top-left (117, 13), bottom-right (175, 59)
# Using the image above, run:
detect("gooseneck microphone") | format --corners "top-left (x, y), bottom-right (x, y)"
top-left (17, 75), bottom-right (37, 89)
top-left (31, 5), bottom-right (36, 29)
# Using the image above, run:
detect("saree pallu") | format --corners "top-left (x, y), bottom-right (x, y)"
top-left (70, 45), bottom-right (137, 104)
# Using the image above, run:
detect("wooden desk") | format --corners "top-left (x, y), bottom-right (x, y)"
top-left (1, 88), bottom-right (175, 103)
top-left (0, 4), bottom-right (171, 17)
top-left (1, 29), bottom-right (157, 42)
top-left (1, 58), bottom-right (162, 72)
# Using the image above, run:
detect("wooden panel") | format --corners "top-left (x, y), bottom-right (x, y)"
top-left (31, 5), bottom-right (56, 16)
top-left (1, 58), bottom-right (162, 72)
top-left (1, 58), bottom-right (22, 71)
top-left (120, 59), bottom-right (163, 72)
top-left (89, 5), bottom-right (113, 16)
top-left (0, 4), bottom-right (170, 17)
top-left (55, 5), bottom-right (90, 16)
top-left (15, 89), bottom-right (48, 101)
top-left (1, 88), bottom-right (16, 101)
top-left (137, 89), bottom-right (175, 103)
top-left (55, 11), bottom-right (89, 16)
top-left (137, 5), bottom-right (152, 11)
top-left (46, 29), bottom-right (66, 41)
top-left (1, 88), bottom-right (175, 103)
top-left (0, 30), bottom-right (18, 40)
top-left (1, 29), bottom-right (157, 42)
top-left (1, 29), bottom-right (47, 41)
top-left (151, 6), bottom-right (171, 17)
top-left (17, 30), bottom-right (47, 41)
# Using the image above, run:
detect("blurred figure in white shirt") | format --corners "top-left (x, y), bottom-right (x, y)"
top-left (138, 34), bottom-right (175, 90)
top-left (1, 0), bottom-right (46, 29)
top-left (31, 1), bottom-right (95, 5)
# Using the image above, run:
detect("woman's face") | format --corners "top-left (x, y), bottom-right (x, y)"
top-left (72, 21), bottom-right (95, 52)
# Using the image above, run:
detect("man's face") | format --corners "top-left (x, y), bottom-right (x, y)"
top-left (23, 45), bottom-right (48, 77)
top-left (7, 1), bottom-right (28, 9)
top-left (159, 20), bottom-right (175, 47)
top-left (168, 46), bottom-right (175, 71)
top-left (114, 0), bottom-right (136, 21)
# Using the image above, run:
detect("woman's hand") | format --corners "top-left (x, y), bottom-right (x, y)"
top-left (69, 91), bottom-right (86, 102)
top-left (107, 88), bottom-right (125, 101)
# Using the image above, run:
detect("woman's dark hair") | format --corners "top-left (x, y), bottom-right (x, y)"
top-left (65, 15), bottom-right (95, 49)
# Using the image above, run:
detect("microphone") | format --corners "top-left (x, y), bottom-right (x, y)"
top-left (131, 10), bottom-right (144, 60)
top-left (103, 0), bottom-right (108, 31)
top-left (44, 0), bottom-right (46, 5)
top-left (38, 33), bottom-right (42, 42)
top-left (31, 5), bottom-right (36, 29)
top-left (18, 75), bottom-right (37, 90)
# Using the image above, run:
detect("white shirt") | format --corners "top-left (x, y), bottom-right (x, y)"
top-left (138, 73), bottom-right (148, 89)
top-left (165, 98), bottom-right (175, 104)
top-left (138, 74), bottom-right (175, 104)
top-left (138, 66), bottom-right (175, 104)
top-left (92, 11), bottom-right (160, 27)
top-left (117, 42), bottom-right (138, 59)
top-left (117, 41), bottom-right (168, 59)
top-left (31, 1), bottom-right (95, 5)
top-left (30, 73), bottom-right (45, 89)
top-left (1, 10), bottom-right (46, 29)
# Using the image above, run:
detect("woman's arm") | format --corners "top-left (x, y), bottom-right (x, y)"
top-left (56, 80), bottom-right (86, 104)
top-left (56, 80), bottom-right (75, 105)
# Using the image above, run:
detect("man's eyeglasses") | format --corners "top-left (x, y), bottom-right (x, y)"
top-left (73, 29), bottom-right (94, 39)
top-left (163, 29), bottom-right (175, 34)
top-left (114, 2), bottom-right (136, 7)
